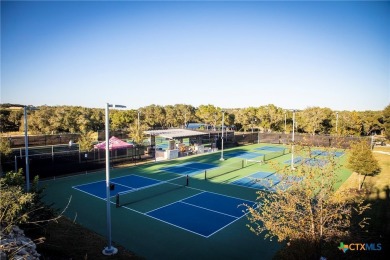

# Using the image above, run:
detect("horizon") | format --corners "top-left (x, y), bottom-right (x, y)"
top-left (1, 1), bottom-right (389, 111)
top-left (0, 101), bottom-right (386, 112)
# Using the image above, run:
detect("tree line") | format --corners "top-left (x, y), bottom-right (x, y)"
top-left (1, 103), bottom-right (389, 138)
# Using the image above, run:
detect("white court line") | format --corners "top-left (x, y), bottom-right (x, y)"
top-left (72, 186), bottom-right (106, 200)
top-left (143, 209), bottom-right (209, 238)
top-left (110, 174), bottom-right (162, 190)
top-left (144, 191), bottom-right (256, 238)
top-left (145, 191), bottom-right (206, 214)
top-left (74, 180), bottom-right (256, 238)
top-left (73, 182), bottom-right (134, 198)
top-left (179, 201), bottom-right (239, 219)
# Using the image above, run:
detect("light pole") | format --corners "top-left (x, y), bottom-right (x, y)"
top-left (23, 106), bottom-right (38, 192)
top-left (103, 103), bottom-right (126, 256)
top-left (184, 112), bottom-right (187, 128)
top-left (220, 110), bottom-right (225, 161)
top-left (291, 110), bottom-right (296, 170)
top-left (138, 110), bottom-right (141, 139)
top-left (251, 119), bottom-right (254, 143)
top-left (336, 111), bottom-right (339, 135)
top-left (254, 118), bottom-right (259, 144)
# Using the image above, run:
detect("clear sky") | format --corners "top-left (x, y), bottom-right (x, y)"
top-left (1, 0), bottom-right (389, 111)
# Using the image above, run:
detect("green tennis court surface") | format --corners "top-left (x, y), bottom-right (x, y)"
top-left (40, 144), bottom-right (350, 259)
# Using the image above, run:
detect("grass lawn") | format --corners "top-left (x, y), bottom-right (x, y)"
top-left (337, 146), bottom-right (390, 199)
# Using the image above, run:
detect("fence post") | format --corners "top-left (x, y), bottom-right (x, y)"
top-left (14, 156), bottom-right (17, 172)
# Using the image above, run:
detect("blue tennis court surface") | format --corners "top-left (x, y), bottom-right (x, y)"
top-left (161, 162), bottom-right (217, 175)
top-left (73, 180), bottom-right (130, 199)
top-left (232, 172), bottom-right (281, 191)
top-left (225, 151), bottom-right (264, 159)
top-left (255, 146), bottom-right (285, 152)
top-left (284, 156), bottom-right (303, 164)
top-left (73, 175), bottom-right (159, 199)
top-left (232, 172), bottom-right (300, 191)
top-left (73, 174), bottom-right (256, 237)
top-left (146, 192), bottom-right (254, 237)
top-left (284, 157), bottom-right (329, 167)
top-left (311, 150), bottom-right (344, 157)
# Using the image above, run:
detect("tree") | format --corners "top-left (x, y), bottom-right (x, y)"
top-left (195, 104), bottom-right (221, 127)
top-left (245, 146), bottom-right (370, 258)
top-left (383, 104), bottom-right (390, 140)
top-left (348, 139), bottom-right (380, 190)
top-left (164, 105), bottom-right (178, 127)
top-left (299, 107), bottom-right (333, 135)
top-left (78, 131), bottom-right (96, 151)
top-left (110, 109), bottom-right (134, 130)
top-left (141, 105), bottom-right (165, 128)
top-left (0, 137), bottom-right (12, 157)
top-left (174, 104), bottom-right (195, 127)
top-left (128, 121), bottom-right (148, 145)
top-left (0, 169), bottom-right (67, 259)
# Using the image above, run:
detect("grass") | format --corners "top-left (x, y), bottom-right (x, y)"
top-left (26, 217), bottom-right (143, 259)
top-left (337, 146), bottom-right (390, 199)
top-left (335, 145), bottom-right (390, 257)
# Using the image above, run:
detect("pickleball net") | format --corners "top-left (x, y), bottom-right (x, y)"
top-left (245, 159), bottom-right (265, 167)
top-left (204, 160), bottom-right (245, 180)
top-left (116, 175), bottom-right (188, 207)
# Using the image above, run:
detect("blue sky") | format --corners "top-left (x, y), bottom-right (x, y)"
top-left (1, 0), bottom-right (389, 111)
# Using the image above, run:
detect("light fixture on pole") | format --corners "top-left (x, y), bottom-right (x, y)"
top-left (103, 103), bottom-right (126, 256)
top-left (336, 111), bottom-right (339, 135)
top-left (23, 106), bottom-right (38, 192)
top-left (220, 110), bottom-right (225, 161)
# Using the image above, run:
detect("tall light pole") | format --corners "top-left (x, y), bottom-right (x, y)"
top-left (23, 106), bottom-right (38, 192)
top-left (103, 103), bottom-right (126, 256)
top-left (184, 112), bottom-right (187, 128)
top-left (336, 111), bottom-right (339, 135)
top-left (23, 106), bottom-right (30, 191)
top-left (138, 110), bottom-right (141, 138)
top-left (291, 110), bottom-right (296, 170)
top-left (254, 118), bottom-right (259, 144)
top-left (251, 118), bottom-right (254, 143)
top-left (220, 110), bottom-right (225, 161)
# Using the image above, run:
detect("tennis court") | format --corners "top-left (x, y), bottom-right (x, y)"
top-left (231, 171), bottom-right (298, 191)
top-left (161, 162), bottom-right (217, 175)
top-left (146, 192), bottom-right (254, 237)
top-left (43, 143), bottom-right (350, 259)
top-left (311, 150), bottom-right (345, 157)
top-left (284, 157), bottom-right (329, 167)
top-left (255, 146), bottom-right (286, 152)
top-left (224, 151), bottom-right (265, 159)
top-left (73, 175), bottom-right (254, 238)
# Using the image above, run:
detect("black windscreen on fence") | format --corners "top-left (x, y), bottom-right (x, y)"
top-left (2, 146), bottom-right (149, 180)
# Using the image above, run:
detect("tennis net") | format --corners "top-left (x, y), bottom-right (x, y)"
top-left (116, 175), bottom-right (188, 207)
top-left (245, 159), bottom-right (265, 167)
top-left (204, 160), bottom-right (244, 180)
top-left (264, 149), bottom-right (286, 161)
